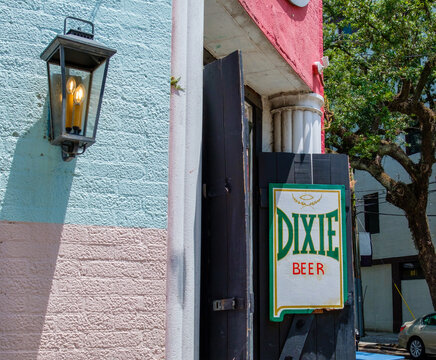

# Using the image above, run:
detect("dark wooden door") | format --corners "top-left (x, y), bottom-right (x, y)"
top-left (201, 51), bottom-right (251, 360)
top-left (256, 153), bottom-right (355, 359)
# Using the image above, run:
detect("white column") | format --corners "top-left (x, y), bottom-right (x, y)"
top-left (312, 112), bottom-right (322, 154)
top-left (292, 110), bottom-right (304, 153)
top-left (282, 110), bottom-right (293, 152)
top-left (166, 0), bottom-right (203, 359)
top-left (303, 110), bottom-right (313, 153)
top-left (273, 111), bottom-right (282, 153)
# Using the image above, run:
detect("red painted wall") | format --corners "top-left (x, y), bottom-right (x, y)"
top-left (239, 0), bottom-right (323, 95)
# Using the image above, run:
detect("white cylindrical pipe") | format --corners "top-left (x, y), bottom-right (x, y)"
top-left (292, 109), bottom-right (304, 153)
top-left (303, 110), bottom-right (313, 153)
top-left (282, 109), bottom-right (293, 152)
top-left (312, 112), bottom-right (322, 154)
top-left (166, 0), bottom-right (203, 359)
top-left (273, 111), bottom-right (282, 153)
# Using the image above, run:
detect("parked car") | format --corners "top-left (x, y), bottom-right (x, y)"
top-left (398, 312), bottom-right (436, 359)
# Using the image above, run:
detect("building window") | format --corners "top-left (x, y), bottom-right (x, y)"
top-left (364, 192), bottom-right (379, 234)
top-left (401, 262), bottom-right (424, 280)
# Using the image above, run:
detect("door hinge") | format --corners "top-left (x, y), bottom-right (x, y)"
top-left (212, 297), bottom-right (245, 311)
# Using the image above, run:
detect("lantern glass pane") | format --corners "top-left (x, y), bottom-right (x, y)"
top-left (48, 63), bottom-right (63, 140)
top-left (64, 67), bottom-right (91, 137)
top-left (86, 60), bottom-right (107, 138)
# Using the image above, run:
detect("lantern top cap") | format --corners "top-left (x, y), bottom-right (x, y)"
top-left (63, 16), bottom-right (95, 39)
top-left (40, 17), bottom-right (116, 65)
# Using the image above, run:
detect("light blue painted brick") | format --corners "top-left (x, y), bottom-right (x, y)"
top-left (117, 180), bottom-right (168, 198)
top-left (65, 209), bottom-right (116, 226)
top-left (0, 0), bottom-right (43, 11)
top-left (141, 196), bottom-right (168, 214)
top-left (42, 1), bottom-right (92, 19)
top-left (70, 177), bottom-right (118, 195)
top-left (95, 130), bottom-right (149, 151)
top-left (116, 148), bottom-right (148, 164)
top-left (0, 0), bottom-right (171, 228)
top-left (0, 174), bottom-right (7, 191)
top-left (98, 0), bottom-right (124, 11)
top-left (114, 210), bottom-right (157, 228)
top-left (79, 161), bottom-right (147, 180)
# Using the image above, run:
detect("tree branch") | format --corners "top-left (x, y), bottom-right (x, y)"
top-left (350, 156), bottom-right (416, 212)
top-left (330, 41), bottom-right (370, 72)
top-left (377, 141), bottom-right (420, 181)
top-left (414, 55), bottom-right (436, 102)
top-left (350, 156), bottom-right (397, 192)
top-left (388, 99), bottom-right (435, 123)
top-left (367, 22), bottom-right (395, 46)
top-left (388, 99), bottom-right (436, 166)
top-left (398, 79), bottom-right (412, 102)
top-left (421, 0), bottom-right (433, 22)
top-left (426, 90), bottom-right (435, 111)
top-left (328, 119), bottom-right (422, 181)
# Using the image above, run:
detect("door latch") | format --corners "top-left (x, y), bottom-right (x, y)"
top-left (212, 297), bottom-right (245, 311)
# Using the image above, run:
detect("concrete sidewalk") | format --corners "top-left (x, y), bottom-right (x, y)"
top-left (359, 332), bottom-right (408, 358)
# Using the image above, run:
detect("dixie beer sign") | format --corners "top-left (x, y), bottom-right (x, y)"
top-left (269, 183), bottom-right (347, 321)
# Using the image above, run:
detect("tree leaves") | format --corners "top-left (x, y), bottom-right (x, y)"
top-left (324, 0), bottom-right (436, 159)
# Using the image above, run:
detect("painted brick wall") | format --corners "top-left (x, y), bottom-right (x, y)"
top-left (0, 1), bottom-right (171, 358)
top-left (0, 222), bottom-right (167, 359)
top-left (0, 0), bottom-right (171, 229)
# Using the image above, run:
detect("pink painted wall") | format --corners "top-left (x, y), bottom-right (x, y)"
top-left (239, 0), bottom-right (324, 96)
top-left (0, 221), bottom-right (167, 359)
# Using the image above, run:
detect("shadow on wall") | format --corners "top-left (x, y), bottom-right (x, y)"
top-left (0, 222), bottom-right (65, 358)
top-left (0, 97), bottom-right (75, 358)
top-left (0, 97), bottom-right (76, 223)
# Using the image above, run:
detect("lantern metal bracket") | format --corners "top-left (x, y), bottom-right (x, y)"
top-left (61, 142), bottom-right (87, 162)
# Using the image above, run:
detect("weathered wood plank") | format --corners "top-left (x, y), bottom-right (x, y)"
top-left (258, 153), bottom-right (281, 359)
top-left (316, 312), bottom-right (337, 360)
top-left (335, 304), bottom-right (355, 359)
top-left (202, 49), bottom-right (228, 360)
top-left (201, 51), bottom-right (249, 360)
top-left (313, 155), bottom-right (331, 185)
top-left (222, 51), bottom-right (249, 359)
top-left (279, 315), bottom-right (314, 360)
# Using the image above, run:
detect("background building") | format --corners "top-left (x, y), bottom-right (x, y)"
top-left (355, 154), bottom-right (436, 333)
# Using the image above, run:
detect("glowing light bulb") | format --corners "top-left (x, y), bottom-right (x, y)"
top-left (73, 84), bottom-right (86, 105)
top-left (66, 77), bottom-right (76, 94)
top-left (65, 77), bottom-right (76, 132)
top-left (73, 84), bottom-right (86, 134)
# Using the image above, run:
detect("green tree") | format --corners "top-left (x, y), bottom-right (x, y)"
top-left (323, 0), bottom-right (436, 309)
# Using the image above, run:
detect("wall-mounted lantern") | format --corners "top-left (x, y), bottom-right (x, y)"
top-left (40, 17), bottom-right (116, 161)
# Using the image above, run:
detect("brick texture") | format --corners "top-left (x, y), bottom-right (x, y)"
top-left (0, 221), bottom-right (167, 359)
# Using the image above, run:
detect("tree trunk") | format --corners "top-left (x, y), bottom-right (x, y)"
top-left (406, 211), bottom-right (436, 310)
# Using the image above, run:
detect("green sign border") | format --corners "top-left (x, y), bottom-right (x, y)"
top-left (269, 183), bottom-right (348, 322)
